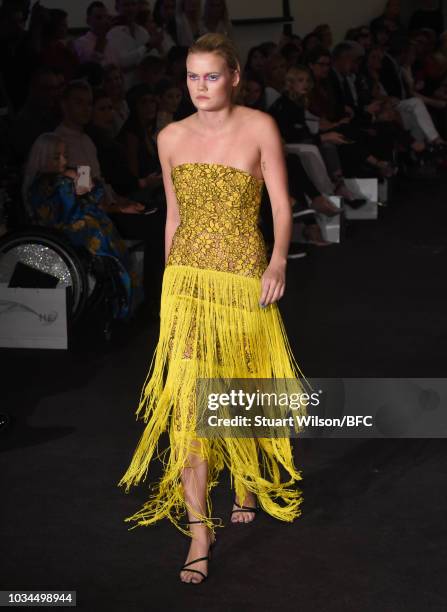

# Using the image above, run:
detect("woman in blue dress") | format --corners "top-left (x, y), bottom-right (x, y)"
top-left (23, 132), bottom-right (136, 319)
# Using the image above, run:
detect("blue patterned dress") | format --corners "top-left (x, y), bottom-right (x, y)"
top-left (28, 173), bottom-right (135, 319)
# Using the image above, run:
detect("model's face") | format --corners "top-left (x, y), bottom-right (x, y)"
top-left (186, 52), bottom-right (238, 110)
top-left (45, 142), bottom-right (67, 174)
top-left (92, 96), bottom-right (115, 129)
top-left (285, 70), bottom-right (311, 97)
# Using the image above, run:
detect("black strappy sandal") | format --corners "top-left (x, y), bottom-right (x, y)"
top-left (230, 497), bottom-right (260, 521)
top-left (180, 519), bottom-right (216, 583)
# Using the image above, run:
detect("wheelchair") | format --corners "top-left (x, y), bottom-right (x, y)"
top-left (0, 167), bottom-right (129, 342)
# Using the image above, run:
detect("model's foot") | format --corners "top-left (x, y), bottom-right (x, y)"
top-left (231, 490), bottom-right (257, 523)
top-left (180, 523), bottom-right (215, 584)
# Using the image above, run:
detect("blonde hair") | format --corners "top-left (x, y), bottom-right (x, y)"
top-left (285, 64), bottom-right (314, 105)
top-left (187, 32), bottom-right (241, 101)
top-left (22, 133), bottom-right (65, 212)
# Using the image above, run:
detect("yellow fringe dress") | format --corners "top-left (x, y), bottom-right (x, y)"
top-left (118, 162), bottom-right (309, 536)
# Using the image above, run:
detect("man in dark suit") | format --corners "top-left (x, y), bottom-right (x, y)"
top-left (380, 36), bottom-right (412, 99)
top-left (329, 42), bottom-right (378, 128)
top-left (380, 34), bottom-right (444, 144)
top-left (329, 42), bottom-right (358, 117)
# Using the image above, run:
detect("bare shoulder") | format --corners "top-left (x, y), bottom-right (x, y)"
top-left (156, 116), bottom-right (196, 163)
top-left (237, 105), bottom-right (276, 131)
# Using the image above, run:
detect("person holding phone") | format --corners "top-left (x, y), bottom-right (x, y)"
top-left (23, 133), bottom-right (139, 320)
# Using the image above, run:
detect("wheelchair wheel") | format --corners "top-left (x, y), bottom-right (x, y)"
top-left (0, 227), bottom-right (92, 323)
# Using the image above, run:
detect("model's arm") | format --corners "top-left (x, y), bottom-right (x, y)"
top-left (156, 124), bottom-right (181, 266)
top-left (257, 112), bottom-right (293, 307)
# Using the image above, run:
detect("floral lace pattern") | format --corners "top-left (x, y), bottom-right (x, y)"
top-left (167, 163), bottom-right (268, 278)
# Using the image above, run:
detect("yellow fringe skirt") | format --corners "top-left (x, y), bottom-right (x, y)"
top-left (118, 264), bottom-right (309, 536)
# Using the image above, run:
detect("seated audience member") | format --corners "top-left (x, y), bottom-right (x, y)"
top-left (280, 41), bottom-right (303, 70)
top-left (103, 64), bottom-right (130, 137)
top-left (244, 45), bottom-right (267, 81)
top-left (371, 0), bottom-right (406, 37)
top-left (313, 23), bottom-right (334, 50)
top-left (409, 0), bottom-right (444, 37)
top-left (166, 45), bottom-right (196, 118)
top-left (120, 84), bottom-right (163, 180)
top-left (153, 0), bottom-right (178, 44)
top-left (345, 26), bottom-right (373, 52)
top-left (175, 0), bottom-right (206, 47)
top-left (136, 5), bottom-right (176, 55)
top-left (22, 133), bottom-right (135, 319)
top-left (424, 31), bottom-right (447, 95)
top-left (402, 39), bottom-right (447, 137)
top-left (107, 0), bottom-right (160, 91)
top-left (153, 77), bottom-right (183, 131)
top-left (264, 52), bottom-right (288, 109)
top-left (54, 79), bottom-right (145, 213)
top-left (74, 1), bottom-right (117, 66)
top-left (86, 88), bottom-right (163, 202)
top-left (330, 42), bottom-right (382, 125)
top-left (239, 72), bottom-right (268, 110)
top-left (39, 9), bottom-right (80, 82)
top-left (380, 35), bottom-right (446, 146)
top-left (74, 62), bottom-right (106, 89)
top-left (370, 20), bottom-right (391, 51)
top-left (201, 0), bottom-right (233, 38)
top-left (7, 67), bottom-right (61, 164)
top-left (137, 54), bottom-right (168, 88)
top-left (307, 45), bottom-right (398, 178)
top-left (268, 64), bottom-right (365, 205)
top-left (302, 32), bottom-right (322, 56)
top-left (258, 41), bottom-right (279, 60)
top-left (360, 45), bottom-right (428, 153)
top-left (0, 1), bottom-right (41, 111)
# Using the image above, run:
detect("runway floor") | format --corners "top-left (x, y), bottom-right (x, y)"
top-left (1, 176), bottom-right (446, 611)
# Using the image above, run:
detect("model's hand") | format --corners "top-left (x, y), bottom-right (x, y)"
top-left (259, 260), bottom-right (286, 307)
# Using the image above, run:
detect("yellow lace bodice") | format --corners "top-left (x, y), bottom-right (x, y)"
top-left (167, 162), bottom-right (268, 278)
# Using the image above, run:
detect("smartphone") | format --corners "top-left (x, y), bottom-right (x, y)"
top-left (76, 166), bottom-right (91, 190)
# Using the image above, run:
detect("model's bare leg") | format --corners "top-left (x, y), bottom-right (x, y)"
top-left (180, 439), bottom-right (215, 584)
